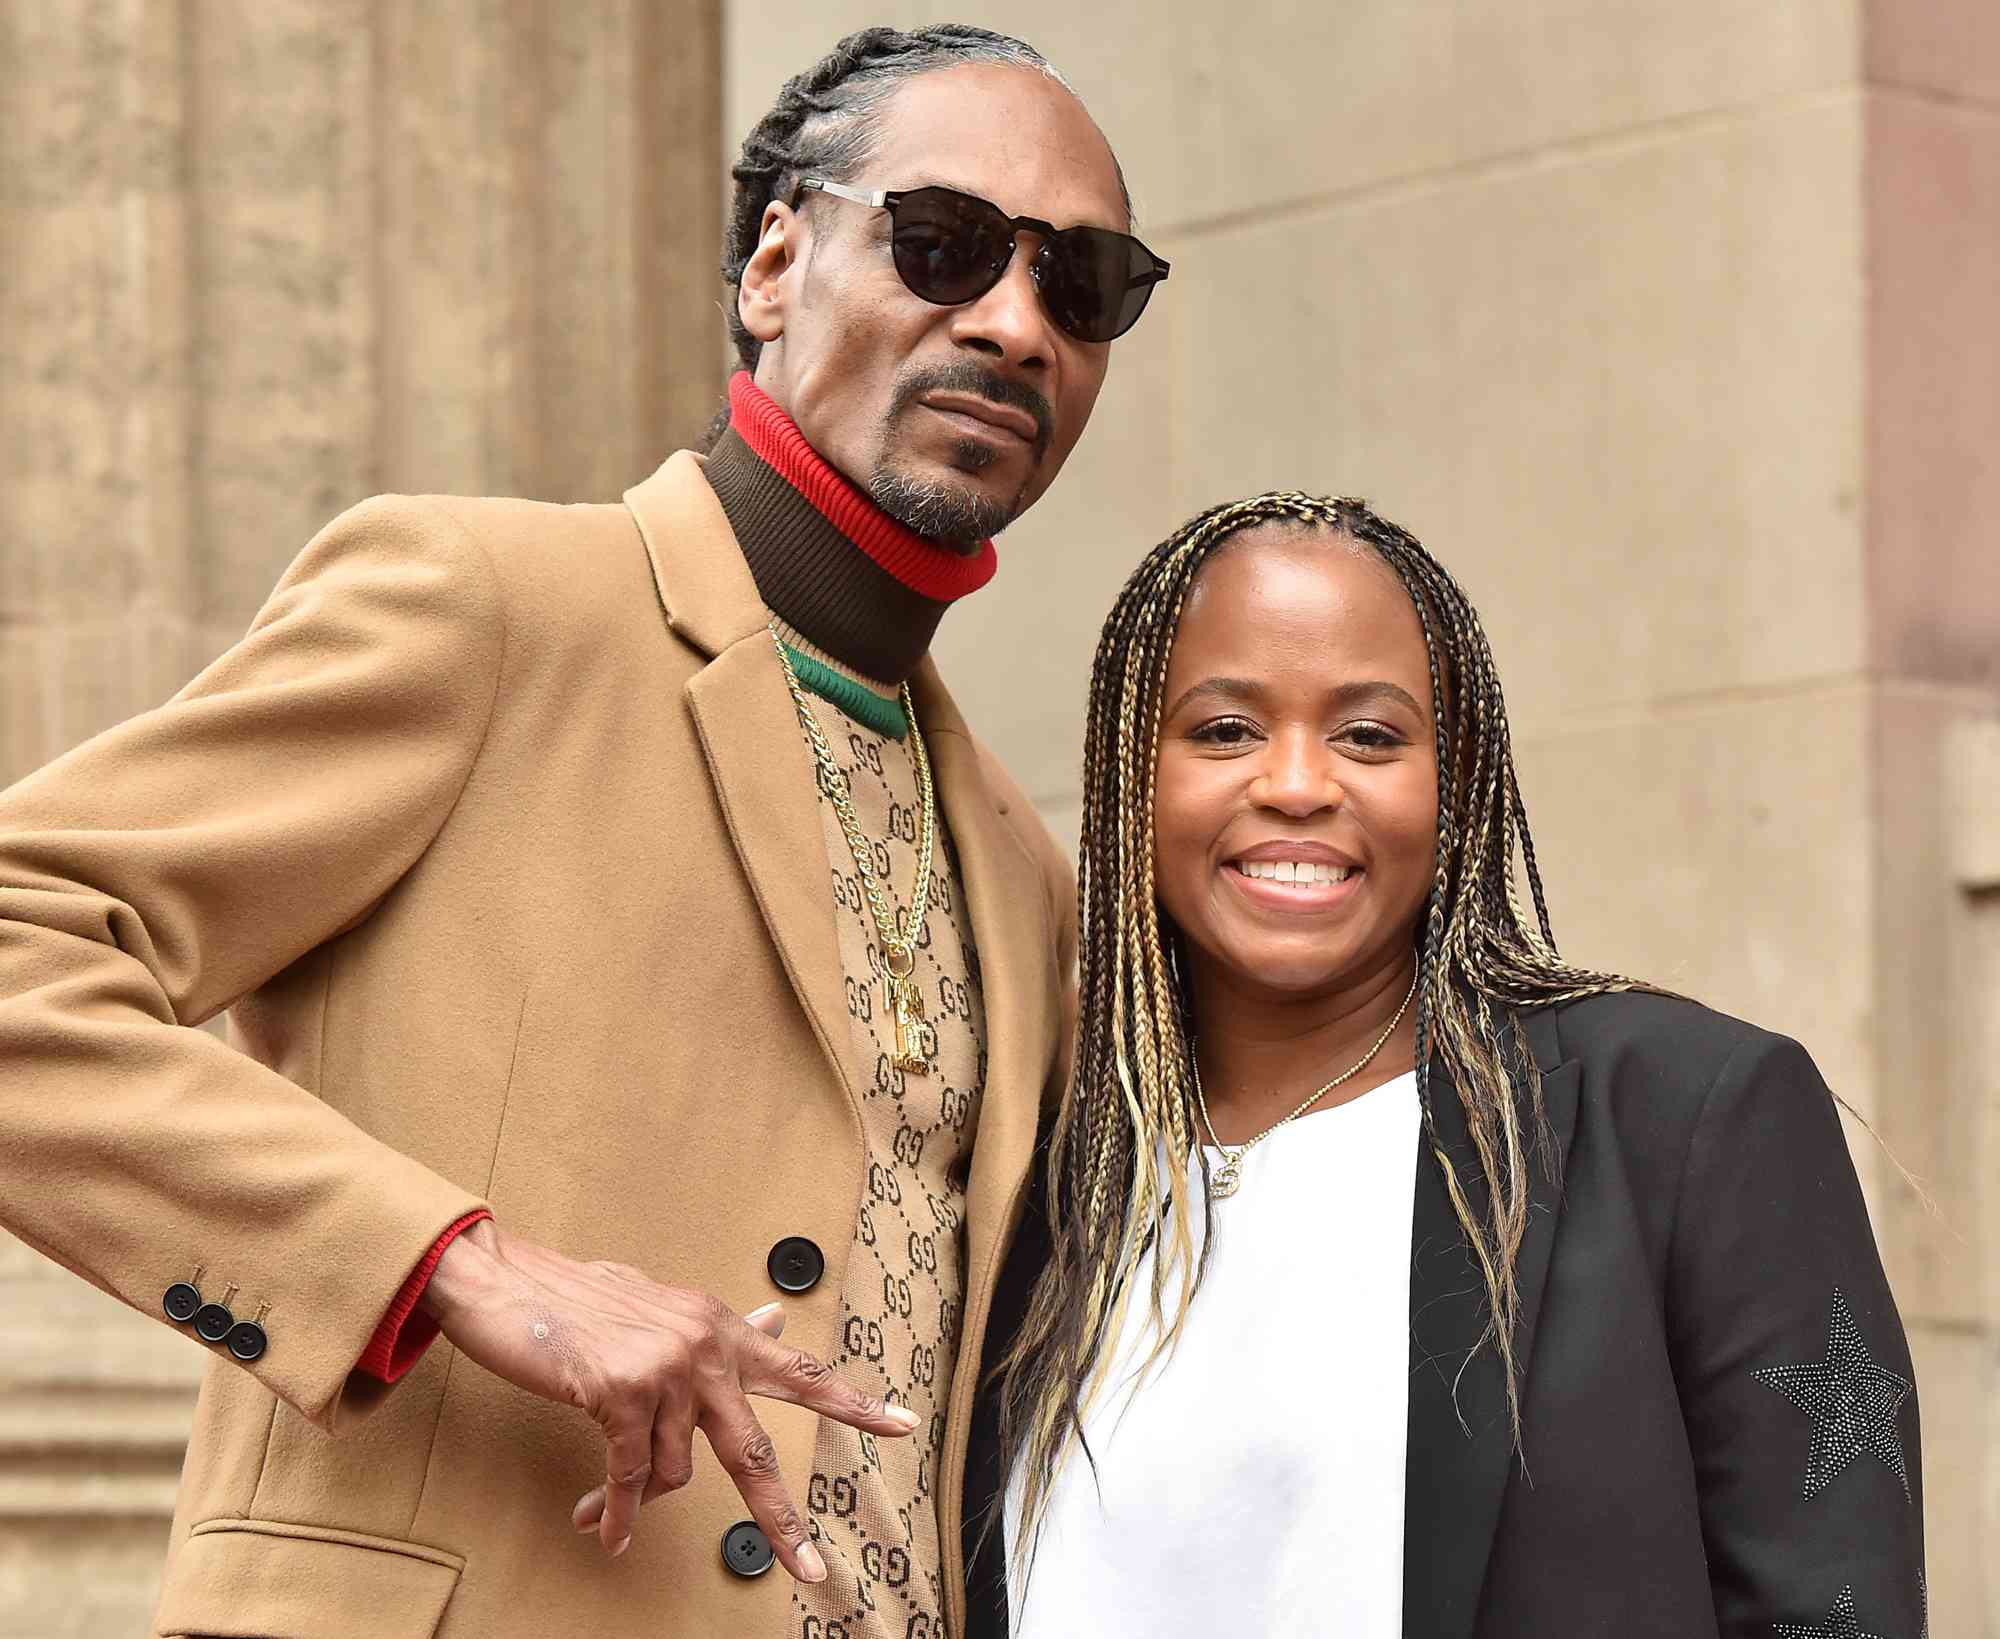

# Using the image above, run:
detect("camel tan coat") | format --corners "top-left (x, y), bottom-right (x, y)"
top-left (0, 454), bottom-right (1076, 1638)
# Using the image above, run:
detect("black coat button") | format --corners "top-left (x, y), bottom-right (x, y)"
top-left (163, 1283), bottom-right (201, 1324)
top-left (720, 1520), bottom-right (774, 1578)
top-left (766, 1236), bottom-right (824, 1294)
top-left (225, 1321), bottom-right (268, 1362)
top-left (192, 1302), bottom-right (235, 1343)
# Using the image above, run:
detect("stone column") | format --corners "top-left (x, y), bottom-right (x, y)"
top-left (0, 2), bottom-right (720, 1630)
top-left (1864, 11), bottom-right (2000, 1632)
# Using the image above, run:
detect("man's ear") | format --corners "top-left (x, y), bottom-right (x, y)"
top-left (738, 201), bottom-right (797, 347)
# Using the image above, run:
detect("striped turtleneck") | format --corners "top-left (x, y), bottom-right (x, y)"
top-left (703, 372), bottom-right (996, 685)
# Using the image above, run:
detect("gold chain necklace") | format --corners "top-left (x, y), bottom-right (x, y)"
top-left (1193, 971), bottom-right (1418, 1199)
top-left (770, 622), bottom-right (939, 1075)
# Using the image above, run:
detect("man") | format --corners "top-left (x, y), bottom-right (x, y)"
top-left (0, 25), bottom-right (1166, 1638)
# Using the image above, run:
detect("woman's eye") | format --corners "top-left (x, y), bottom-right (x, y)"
top-left (1190, 716), bottom-right (1258, 747)
top-left (1341, 722), bottom-right (1406, 751)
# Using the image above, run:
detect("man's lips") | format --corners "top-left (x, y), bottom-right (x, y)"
top-left (918, 392), bottom-right (1040, 445)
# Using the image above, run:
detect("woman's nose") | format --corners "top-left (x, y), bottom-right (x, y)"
top-left (1250, 734), bottom-right (1343, 817)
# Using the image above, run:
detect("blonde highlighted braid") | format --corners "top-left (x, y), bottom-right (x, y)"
top-left (992, 491), bottom-right (1645, 1570)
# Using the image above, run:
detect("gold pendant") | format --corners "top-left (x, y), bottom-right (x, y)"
top-left (886, 970), bottom-right (933, 1075)
top-left (1210, 1150), bottom-right (1244, 1200)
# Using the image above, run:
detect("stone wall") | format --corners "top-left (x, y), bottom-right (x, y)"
top-left (0, 2), bottom-right (721, 1630)
top-left (729, 2), bottom-right (2000, 1629)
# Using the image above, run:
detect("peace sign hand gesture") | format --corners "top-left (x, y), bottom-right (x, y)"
top-left (421, 1219), bottom-right (918, 1578)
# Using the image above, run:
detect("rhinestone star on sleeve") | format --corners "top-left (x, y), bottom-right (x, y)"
top-left (1754, 1287), bottom-right (1913, 1501)
top-left (1772, 1583), bottom-right (1892, 1639)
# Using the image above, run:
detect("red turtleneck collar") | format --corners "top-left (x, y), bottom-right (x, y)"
top-left (728, 372), bottom-right (998, 602)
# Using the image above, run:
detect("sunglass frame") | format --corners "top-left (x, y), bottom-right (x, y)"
top-left (791, 178), bottom-right (1170, 343)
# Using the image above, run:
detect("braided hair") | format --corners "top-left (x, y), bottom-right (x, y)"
top-left (719, 26), bottom-right (1130, 398)
top-left (993, 491), bottom-right (1650, 1572)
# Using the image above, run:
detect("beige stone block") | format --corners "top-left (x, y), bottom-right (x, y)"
top-left (1172, 96), bottom-right (1868, 728)
top-left (1955, 891), bottom-right (2000, 1359)
top-left (374, 2), bottom-right (724, 501)
top-left (1868, 0), bottom-right (2000, 106)
top-left (0, 1385), bottom-right (194, 1533)
top-left (1513, 686), bottom-right (1874, 1110)
top-left (932, 271), bottom-right (1182, 810)
top-left (0, 1265), bottom-right (204, 1396)
top-left (0, 633), bottom-right (54, 792)
top-left (186, 3), bottom-right (377, 629)
top-left (0, 1518), bottom-right (177, 1639)
top-left (0, 618), bottom-right (202, 783)
top-left (727, 4), bottom-right (1858, 234)
top-left (1161, 0), bottom-right (1859, 229)
top-left (1866, 94), bottom-right (2000, 691)
top-left (0, 8), bottom-right (194, 628)
top-left (1866, 688), bottom-right (1993, 1328)
top-left (1904, 1321), bottom-right (1995, 1639)
top-left (1944, 716), bottom-right (2000, 888)
top-left (38, 617), bottom-right (203, 769)
top-left (369, 0), bottom-right (530, 497)
top-left (1033, 797), bottom-right (1083, 871)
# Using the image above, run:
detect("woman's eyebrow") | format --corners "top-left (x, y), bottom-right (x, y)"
top-left (1163, 676), bottom-right (1263, 719)
top-left (1333, 679), bottom-right (1426, 718)
top-left (1163, 676), bottom-right (1426, 720)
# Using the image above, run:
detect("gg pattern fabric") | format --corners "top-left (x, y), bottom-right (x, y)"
top-left (791, 693), bottom-right (988, 1639)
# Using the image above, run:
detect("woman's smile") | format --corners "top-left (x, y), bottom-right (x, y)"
top-left (1223, 847), bottom-right (1365, 914)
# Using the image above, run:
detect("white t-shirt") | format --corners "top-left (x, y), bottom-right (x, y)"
top-left (1006, 1069), bottom-right (1420, 1639)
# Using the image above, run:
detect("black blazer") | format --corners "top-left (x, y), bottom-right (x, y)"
top-left (963, 992), bottom-right (1926, 1639)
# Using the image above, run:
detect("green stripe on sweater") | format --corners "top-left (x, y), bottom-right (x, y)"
top-left (782, 644), bottom-right (909, 741)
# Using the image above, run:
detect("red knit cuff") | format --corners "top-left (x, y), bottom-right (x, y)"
top-left (729, 371), bottom-right (999, 601)
top-left (355, 1209), bottom-right (492, 1383)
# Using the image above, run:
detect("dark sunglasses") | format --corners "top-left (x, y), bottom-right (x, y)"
top-left (791, 178), bottom-right (1170, 344)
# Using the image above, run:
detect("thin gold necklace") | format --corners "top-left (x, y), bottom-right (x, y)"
top-left (1193, 971), bottom-right (1419, 1199)
top-left (770, 621), bottom-right (938, 1075)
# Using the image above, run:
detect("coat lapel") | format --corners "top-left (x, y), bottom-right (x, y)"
top-left (624, 454), bottom-right (855, 1099)
top-left (1404, 1003), bottom-right (1578, 1639)
top-left (908, 664), bottom-right (1053, 1315)
top-left (622, 452), bottom-right (1055, 1204)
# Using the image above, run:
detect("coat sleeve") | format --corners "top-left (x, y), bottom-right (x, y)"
top-left (0, 494), bottom-right (501, 1432)
top-left (1666, 1032), bottom-right (1927, 1637)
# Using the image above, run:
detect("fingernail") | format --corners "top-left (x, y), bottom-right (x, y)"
top-left (746, 1302), bottom-right (782, 1323)
top-left (886, 1406), bottom-right (921, 1432)
top-left (610, 1535), bottom-right (631, 1558)
top-left (799, 1541), bottom-right (827, 1583)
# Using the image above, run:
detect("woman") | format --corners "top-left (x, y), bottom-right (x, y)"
top-left (961, 493), bottom-right (1925, 1637)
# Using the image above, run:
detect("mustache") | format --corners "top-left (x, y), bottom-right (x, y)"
top-left (888, 361), bottom-right (1054, 459)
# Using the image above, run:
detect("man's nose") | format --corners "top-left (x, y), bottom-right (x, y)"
top-left (949, 238), bottom-right (1055, 370)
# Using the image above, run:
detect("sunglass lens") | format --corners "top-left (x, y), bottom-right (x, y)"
top-left (1039, 228), bottom-right (1163, 343)
top-left (890, 188), bottom-right (1013, 306)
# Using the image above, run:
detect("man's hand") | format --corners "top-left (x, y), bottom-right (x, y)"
top-left (421, 1219), bottom-right (917, 1576)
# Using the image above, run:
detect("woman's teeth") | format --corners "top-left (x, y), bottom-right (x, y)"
top-left (1234, 860), bottom-right (1355, 885)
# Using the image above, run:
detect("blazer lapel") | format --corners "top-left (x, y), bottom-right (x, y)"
top-left (625, 454), bottom-right (855, 1102)
top-left (1404, 1003), bottom-right (1579, 1639)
